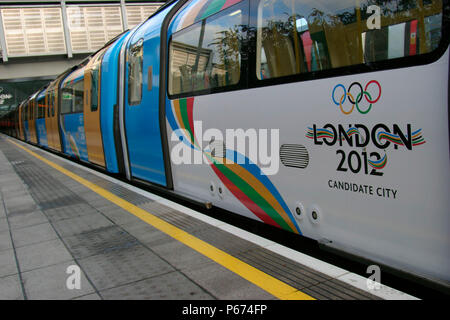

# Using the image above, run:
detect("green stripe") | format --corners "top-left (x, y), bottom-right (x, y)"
top-left (207, 155), bottom-right (293, 232)
top-left (179, 98), bottom-right (194, 143)
top-left (200, 0), bottom-right (227, 20)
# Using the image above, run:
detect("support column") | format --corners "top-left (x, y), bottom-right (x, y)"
top-left (0, 9), bottom-right (8, 62)
top-left (60, 0), bottom-right (73, 58)
top-left (120, 0), bottom-right (128, 31)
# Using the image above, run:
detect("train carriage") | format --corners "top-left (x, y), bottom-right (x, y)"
top-left (99, 30), bottom-right (131, 174)
top-left (35, 88), bottom-right (49, 148)
top-left (162, 0), bottom-right (449, 284)
top-left (1, 0), bottom-right (448, 287)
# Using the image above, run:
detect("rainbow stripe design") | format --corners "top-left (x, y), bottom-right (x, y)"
top-left (377, 128), bottom-right (425, 147)
top-left (305, 127), bottom-right (333, 140)
top-left (346, 127), bottom-right (360, 138)
top-left (174, 0), bottom-right (243, 31)
top-left (167, 98), bottom-right (302, 235)
top-left (169, 97), bottom-right (201, 150)
top-left (306, 126), bottom-right (360, 141)
top-left (368, 153), bottom-right (387, 170)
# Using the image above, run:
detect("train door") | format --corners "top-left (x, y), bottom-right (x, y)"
top-left (23, 102), bottom-right (30, 142)
top-left (60, 68), bottom-right (88, 161)
top-left (49, 86), bottom-right (62, 152)
top-left (36, 91), bottom-right (48, 147)
top-left (29, 99), bottom-right (37, 144)
top-left (84, 51), bottom-right (106, 167)
top-left (14, 111), bottom-right (19, 138)
top-left (45, 88), bottom-right (54, 149)
top-left (18, 105), bottom-right (24, 140)
top-left (122, 11), bottom-right (171, 186)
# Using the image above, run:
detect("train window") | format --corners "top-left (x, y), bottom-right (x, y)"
top-left (91, 65), bottom-right (100, 111)
top-left (255, 0), bottom-right (444, 80)
top-left (61, 87), bottom-right (73, 114)
top-left (51, 92), bottom-right (55, 117)
top-left (47, 94), bottom-right (51, 118)
top-left (128, 39), bottom-right (143, 106)
top-left (61, 80), bottom-right (84, 114)
top-left (168, 2), bottom-right (248, 96)
top-left (91, 51), bottom-right (104, 112)
top-left (73, 80), bottom-right (84, 113)
top-left (37, 98), bottom-right (45, 119)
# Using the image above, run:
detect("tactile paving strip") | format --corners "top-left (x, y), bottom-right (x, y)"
top-left (76, 244), bottom-right (175, 291)
top-left (62, 225), bottom-right (139, 259)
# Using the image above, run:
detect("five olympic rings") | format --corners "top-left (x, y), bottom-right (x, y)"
top-left (332, 80), bottom-right (381, 115)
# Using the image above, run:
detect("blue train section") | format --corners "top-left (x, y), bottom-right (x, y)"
top-left (35, 90), bottom-right (48, 147)
top-left (59, 67), bottom-right (89, 161)
top-left (100, 31), bottom-right (130, 173)
top-left (123, 4), bottom-right (175, 187)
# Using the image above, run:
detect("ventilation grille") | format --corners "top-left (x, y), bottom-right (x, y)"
top-left (67, 5), bottom-right (123, 53)
top-left (280, 144), bottom-right (309, 169)
top-left (1, 7), bottom-right (66, 57)
top-left (126, 4), bottom-right (162, 29)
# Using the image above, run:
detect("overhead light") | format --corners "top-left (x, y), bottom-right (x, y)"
top-left (229, 10), bottom-right (241, 16)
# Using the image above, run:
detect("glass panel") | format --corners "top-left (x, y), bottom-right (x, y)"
top-left (37, 97), bottom-right (45, 119)
top-left (128, 39), bottom-right (143, 105)
top-left (255, 0), bottom-right (444, 80)
top-left (61, 87), bottom-right (73, 114)
top-left (73, 80), bottom-right (84, 113)
top-left (91, 65), bottom-right (99, 111)
top-left (169, 2), bottom-right (247, 95)
top-left (51, 91), bottom-right (55, 117)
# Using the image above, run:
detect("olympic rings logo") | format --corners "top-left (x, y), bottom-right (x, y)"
top-left (332, 80), bottom-right (381, 115)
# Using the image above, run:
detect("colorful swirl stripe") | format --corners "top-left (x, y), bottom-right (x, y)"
top-left (171, 98), bottom-right (200, 149)
top-left (305, 127), bottom-right (334, 140)
top-left (306, 127), bottom-right (360, 141)
top-left (206, 152), bottom-right (300, 233)
top-left (207, 155), bottom-right (294, 231)
top-left (377, 128), bottom-right (425, 147)
top-left (368, 153), bottom-right (387, 170)
top-left (175, 0), bottom-right (243, 31)
top-left (167, 98), bottom-right (301, 235)
top-left (346, 127), bottom-right (359, 137)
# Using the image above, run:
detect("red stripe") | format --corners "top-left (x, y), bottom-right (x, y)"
top-left (222, 0), bottom-right (241, 10)
top-left (409, 20), bottom-right (417, 56)
top-left (210, 164), bottom-right (281, 228)
top-left (186, 97), bottom-right (195, 144)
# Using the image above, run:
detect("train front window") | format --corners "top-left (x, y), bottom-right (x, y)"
top-left (61, 79), bottom-right (84, 114)
top-left (255, 0), bottom-right (444, 80)
top-left (73, 80), bottom-right (84, 113)
top-left (168, 1), bottom-right (248, 96)
top-left (61, 87), bottom-right (73, 114)
top-left (128, 39), bottom-right (143, 106)
top-left (37, 97), bottom-right (45, 119)
top-left (91, 66), bottom-right (100, 112)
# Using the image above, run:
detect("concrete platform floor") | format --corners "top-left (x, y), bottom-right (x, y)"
top-left (0, 135), bottom-right (388, 300)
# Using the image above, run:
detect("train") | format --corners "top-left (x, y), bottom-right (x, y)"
top-left (1, 0), bottom-right (449, 288)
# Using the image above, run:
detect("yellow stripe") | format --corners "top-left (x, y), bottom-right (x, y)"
top-left (215, 158), bottom-right (298, 234)
top-left (172, 100), bottom-right (195, 147)
top-left (8, 139), bottom-right (315, 300)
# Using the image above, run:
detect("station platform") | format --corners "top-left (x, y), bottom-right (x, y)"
top-left (0, 134), bottom-right (417, 301)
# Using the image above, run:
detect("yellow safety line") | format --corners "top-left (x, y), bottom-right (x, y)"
top-left (8, 139), bottom-right (315, 300)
